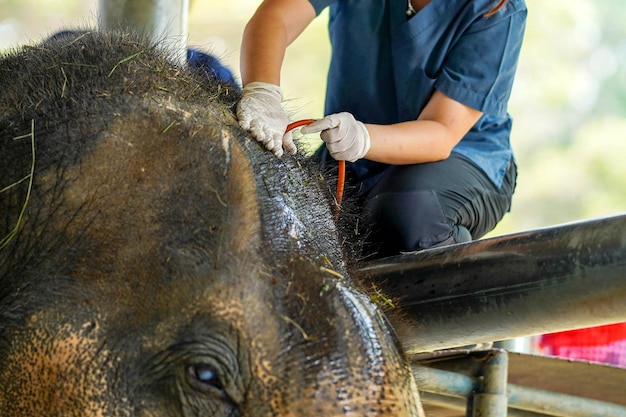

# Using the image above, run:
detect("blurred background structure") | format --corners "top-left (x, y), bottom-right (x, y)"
top-left (2, 0), bottom-right (626, 360)
top-left (2, 0), bottom-right (625, 236)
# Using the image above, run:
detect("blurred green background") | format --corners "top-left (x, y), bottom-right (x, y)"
top-left (2, 0), bottom-right (625, 238)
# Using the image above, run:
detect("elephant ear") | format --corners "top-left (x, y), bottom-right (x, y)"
top-left (360, 213), bottom-right (626, 354)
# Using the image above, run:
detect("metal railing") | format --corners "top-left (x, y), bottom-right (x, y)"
top-left (414, 350), bottom-right (626, 417)
top-left (362, 213), bottom-right (626, 353)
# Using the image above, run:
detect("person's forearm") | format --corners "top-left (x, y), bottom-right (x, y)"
top-left (364, 120), bottom-right (461, 165)
top-left (364, 90), bottom-right (483, 164)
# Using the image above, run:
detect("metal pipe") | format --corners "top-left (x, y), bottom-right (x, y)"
top-left (509, 384), bottom-right (626, 417)
top-left (413, 362), bottom-right (474, 398)
top-left (472, 350), bottom-right (508, 417)
top-left (98, 0), bottom-right (189, 64)
top-left (420, 392), bottom-right (545, 417)
top-left (361, 214), bottom-right (626, 353)
top-left (413, 364), bottom-right (626, 417)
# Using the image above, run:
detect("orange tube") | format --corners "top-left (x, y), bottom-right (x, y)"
top-left (285, 119), bottom-right (345, 219)
top-left (336, 160), bottom-right (345, 208)
top-left (286, 119), bottom-right (317, 131)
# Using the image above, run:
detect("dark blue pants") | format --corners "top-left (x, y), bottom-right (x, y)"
top-left (316, 149), bottom-right (516, 258)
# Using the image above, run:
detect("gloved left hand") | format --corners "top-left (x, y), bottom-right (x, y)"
top-left (300, 112), bottom-right (370, 162)
top-left (237, 81), bottom-right (297, 157)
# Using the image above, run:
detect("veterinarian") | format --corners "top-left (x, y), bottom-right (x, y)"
top-left (237, 0), bottom-right (527, 257)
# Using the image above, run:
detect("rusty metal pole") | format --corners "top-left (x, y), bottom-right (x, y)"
top-left (361, 214), bottom-right (626, 353)
top-left (472, 350), bottom-right (508, 417)
top-left (98, 0), bottom-right (189, 65)
top-left (413, 359), bottom-right (626, 417)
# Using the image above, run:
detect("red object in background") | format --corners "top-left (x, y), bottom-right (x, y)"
top-left (540, 323), bottom-right (626, 347)
top-left (538, 323), bottom-right (626, 367)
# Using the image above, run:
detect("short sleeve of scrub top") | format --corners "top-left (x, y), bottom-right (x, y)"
top-left (306, 0), bottom-right (527, 188)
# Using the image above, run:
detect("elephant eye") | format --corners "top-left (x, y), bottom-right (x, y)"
top-left (186, 363), bottom-right (224, 392)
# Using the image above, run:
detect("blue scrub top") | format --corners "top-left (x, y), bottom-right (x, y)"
top-left (308, 0), bottom-right (527, 188)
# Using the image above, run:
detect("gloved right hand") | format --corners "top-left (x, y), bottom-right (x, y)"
top-left (236, 82), bottom-right (296, 157)
top-left (300, 112), bottom-right (371, 162)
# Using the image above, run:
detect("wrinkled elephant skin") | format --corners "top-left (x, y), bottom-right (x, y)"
top-left (0, 32), bottom-right (423, 417)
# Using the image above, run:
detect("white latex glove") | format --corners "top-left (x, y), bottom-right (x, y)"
top-left (300, 112), bottom-right (370, 162)
top-left (236, 81), bottom-right (296, 157)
